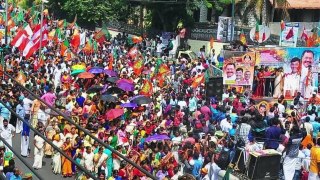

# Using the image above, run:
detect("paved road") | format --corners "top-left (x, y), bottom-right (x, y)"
top-left (12, 131), bottom-right (73, 180)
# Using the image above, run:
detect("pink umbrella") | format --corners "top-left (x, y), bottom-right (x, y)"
top-left (105, 109), bottom-right (124, 120)
top-left (117, 79), bottom-right (134, 84)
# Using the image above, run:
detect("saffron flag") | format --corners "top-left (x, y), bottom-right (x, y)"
top-left (191, 74), bottom-right (204, 88)
top-left (140, 80), bottom-right (153, 97)
top-left (210, 36), bottom-right (214, 49)
top-left (60, 40), bottom-right (69, 56)
top-left (94, 23), bottom-right (111, 44)
top-left (48, 29), bottom-right (56, 40)
top-left (158, 64), bottom-right (169, 75)
top-left (70, 28), bottom-right (80, 49)
top-left (301, 27), bottom-right (308, 41)
top-left (280, 20), bottom-right (285, 31)
top-left (16, 71), bottom-right (26, 84)
top-left (83, 38), bottom-right (93, 55)
top-left (255, 22), bottom-right (259, 41)
top-left (132, 58), bottom-right (144, 75)
top-left (239, 30), bottom-right (246, 45)
top-left (108, 53), bottom-right (114, 70)
top-left (285, 27), bottom-right (294, 40)
top-left (68, 15), bottom-right (77, 29)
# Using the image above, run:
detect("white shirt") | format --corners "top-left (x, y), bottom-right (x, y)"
top-left (0, 124), bottom-right (15, 140)
top-left (83, 151), bottom-right (95, 171)
top-left (37, 109), bottom-right (48, 125)
top-left (23, 98), bottom-right (33, 114)
top-left (278, 103), bottom-right (285, 114)
top-left (220, 119), bottom-right (232, 133)
top-left (203, 162), bottom-right (221, 180)
top-left (178, 101), bottom-right (187, 110)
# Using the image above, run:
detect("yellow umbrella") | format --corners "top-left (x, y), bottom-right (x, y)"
top-left (71, 64), bottom-right (86, 71)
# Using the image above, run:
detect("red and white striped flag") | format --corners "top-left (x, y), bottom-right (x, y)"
top-left (23, 23), bottom-right (48, 58)
top-left (11, 24), bottom-right (33, 48)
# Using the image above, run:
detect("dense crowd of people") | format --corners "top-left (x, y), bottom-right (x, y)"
top-left (0, 6), bottom-right (319, 180)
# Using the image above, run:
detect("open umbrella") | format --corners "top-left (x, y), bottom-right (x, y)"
top-left (101, 94), bottom-right (118, 103)
top-left (120, 103), bottom-right (138, 108)
top-left (78, 72), bottom-right (94, 79)
top-left (106, 87), bottom-right (123, 94)
top-left (104, 69), bottom-right (118, 77)
top-left (71, 64), bottom-right (86, 71)
top-left (118, 82), bottom-right (134, 91)
top-left (88, 67), bottom-right (104, 74)
top-left (145, 134), bottom-right (170, 142)
top-left (129, 95), bottom-right (145, 101)
top-left (105, 108), bottom-right (124, 120)
top-left (107, 77), bottom-right (119, 83)
top-left (117, 79), bottom-right (134, 84)
top-left (87, 85), bottom-right (103, 93)
top-left (131, 95), bottom-right (152, 105)
top-left (70, 69), bottom-right (85, 76)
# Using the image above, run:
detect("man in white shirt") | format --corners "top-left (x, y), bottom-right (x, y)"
top-left (202, 155), bottom-right (221, 180)
top-left (223, 63), bottom-right (236, 84)
top-left (37, 107), bottom-right (48, 126)
top-left (0, 119), bottom-right (15, 152)
top-left (283, 58), bottom-right (301, 97)
top-left (220, 116), bottom-right (232, 133)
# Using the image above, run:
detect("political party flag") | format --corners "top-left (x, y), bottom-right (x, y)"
top-left (60, 40), bottom-right (69, 56)
top-left (68, 15), bottom-right (77, 29)
top-left (128, 47), bottom-right (139, 59)
top-left (191, 74), bottom-right (204, 88)
top-left (16, 71), bottom-right (26, 84)
top-left (239, 30), bottom-right (246, 45)
top-left (48, 29), bottom-right (56, 40)
top-left (255, 22), bottom-right (259, 41)
top-left (301, 27), bottom-right (308, 41)
top-left (210, 36), bottom-right (214, 49)
top-left (108, 53), bottom-right (114, 70)
top-left (132, 58), bottom-right (144, 75)
top-left (94, 23), bottom-right (111, 44)
top-left (280, 20), bottom-right (285, 31)
top-left (70, 28), bottom-right (80, 49)
top-left (285, 27), bottom-right (294, 40)
top-left (140, 80), bottom-right (153, 97)
top-left (158, 64), bottom-right (169, 75)
top-left (262, 29), bottom-right (266, 42)
top-left (83, 38), bottom-right (93, 55)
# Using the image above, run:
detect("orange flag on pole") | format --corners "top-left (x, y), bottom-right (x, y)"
top-left (70, 28), bottom-right (80, 49)
top-left (108, 53), bottom-right (114, 70)
top-left (158, 64), bottom-right (169, 75)
top-left (210, 36), bottom-right (214, 49)
top-left (140, 80), bottom-right (153, 96)
top-left (191, 74), bottom-right (204, 88)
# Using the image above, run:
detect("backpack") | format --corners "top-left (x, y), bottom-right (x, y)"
top-left (215, 148), bottom-right (230, 170)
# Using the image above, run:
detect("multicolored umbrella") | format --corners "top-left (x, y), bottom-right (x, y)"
top-left (101, 94), bottom-right (118, 103)
top-left (120, 103), bottom-right (138, 108)
top-left (78, 72), bottom-right (95, 79)
top-left (70, 69), bottom-right (85, 76)
top-left (71, 64), bottom-right (86, 71)
top-left (104, 69), bottom-right (118, 77)
top-left (88, 67), bottom-right (104, 74)
top-left (117, 82), bottom-right (134, 91)
top-left (105, 108), bottom-right (124, 120)
top-left (145, 134), bottom-right (170, 142)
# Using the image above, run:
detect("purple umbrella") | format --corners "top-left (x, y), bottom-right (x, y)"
top-left (89, 67), bottom-right (104, 74)
top-left (104, 69), bottom-right (118, 77)
top-left (145, 134), bottom-right (170, 142)
top-left (120, 103), bottom-right (138, 108)
top-left (118, 82), bottom-right (134, 91)
top-left (100, 84), bottom-right (108, 94)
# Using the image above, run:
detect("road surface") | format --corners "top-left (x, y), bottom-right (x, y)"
top-left (12, 131), bottom-right (73, 180)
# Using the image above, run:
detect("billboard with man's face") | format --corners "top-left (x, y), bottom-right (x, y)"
top-left (222, 51), bottom-right (256, 87)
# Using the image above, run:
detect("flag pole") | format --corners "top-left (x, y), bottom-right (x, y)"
top-left (4, 0), bottom-right (7, 45)
top-left (38, 0), bottom-right (48, 59)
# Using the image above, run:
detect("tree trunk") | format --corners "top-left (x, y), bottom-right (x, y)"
top-left (139, 5), bottom-right (143, 28)
top-left (270, 0), bottom-right (276, 22)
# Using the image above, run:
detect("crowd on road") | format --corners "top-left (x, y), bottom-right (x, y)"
top-left (0, 6), bottom-right (319, 180)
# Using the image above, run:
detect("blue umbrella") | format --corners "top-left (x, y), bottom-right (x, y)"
top-left (120, 103), bottom-right (138, 108)
top-left (89, 67), bottom-right (104, 74)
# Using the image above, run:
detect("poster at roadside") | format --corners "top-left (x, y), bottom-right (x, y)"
top-left (222, 51), bottom-right (255, 87)
top-left (279, 22), bottom-right (299, 47)
top-left (0, 25), bottom-right (5, 44)
top-left (282, 48), bottom-right (320, 99)
top-left (217, 16), bottom-right (232, 42)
